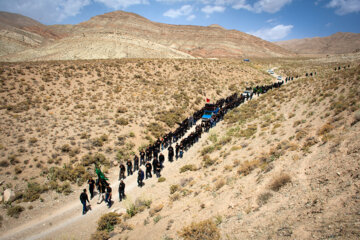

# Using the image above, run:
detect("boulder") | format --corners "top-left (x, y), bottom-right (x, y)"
top-left (112, 161), bottom-right (118, 167)
top-left (4, 189), bottom-right (15, 202)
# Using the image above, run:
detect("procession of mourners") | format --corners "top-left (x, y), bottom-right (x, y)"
top-left (79, 69), bottom-right (318, 215)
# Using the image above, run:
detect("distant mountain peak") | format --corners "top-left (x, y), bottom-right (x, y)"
top-left (208, 24), bottom-right (225, 29)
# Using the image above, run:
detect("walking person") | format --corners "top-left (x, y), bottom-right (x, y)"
top-left (105, 185), bottom-right (112, 208)
top-left (138, 169), bottom-right (144, 187)
top-left (140, 150), bottom-right (145, 165)
top-left (80, 189), bottom-right (90, 215)
top-left (145, 161), bottom-right (152, 179)
top-left (97, 180), bottom-right (105, 204)
top-left (88, 177), bottom-right (95, 199)
top-left (155, 162), bottom-right (162, 178)
top-left (119, 180), bottom-right (125, 201)
top-left (133, 155), bottom-right (139, 172)
top-left (119, 163), bottom-right (126, 180)
top-left (126, 159), bottom-right (133, 176)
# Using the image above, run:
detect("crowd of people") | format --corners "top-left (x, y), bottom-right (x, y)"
top-left (80, 76), bottom-right (295, 214)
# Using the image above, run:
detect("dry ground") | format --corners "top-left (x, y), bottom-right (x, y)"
top-left (0, 56), bottom-right (359, 240)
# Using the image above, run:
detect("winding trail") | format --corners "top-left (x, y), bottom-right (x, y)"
top-left (0, 67), bottom-right (288, 240)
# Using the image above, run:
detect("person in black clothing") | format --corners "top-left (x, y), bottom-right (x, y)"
top-left (175, 143), bottom-right (180, 159)
top-left (138, 169), bottom-right (144, 187)
top-left (133, 155), bottom-right (139, 172)
top-left (159, 153), bottom-right (165, 167)
top-left (126, 159), bottom-right (133, 176)
top-left (105, 185), bottom-right (112, 208)
top-left (88, 177), bottom-right (95, 199)
top-left (119, 163), bottom-right (126, 180)
top-left (80, 189), bottom-right (90, 215)
top-left (140, 150), bottom-right (145, 165)
top-left (168, 146), bottom-right (174, 162)
top-left (145, 161), bottom-right (152, 179)
top-left (155, 162), bottom-right (162, 178)
top-left (152, 157), bottom-right (158, 174)
top-left (118, 180), bottom-right (125, 202)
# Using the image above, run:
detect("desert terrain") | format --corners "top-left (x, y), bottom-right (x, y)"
top-left (0, 54), bottom-right (358, 240)
top-left (0, 8), bottom-right (359, 240)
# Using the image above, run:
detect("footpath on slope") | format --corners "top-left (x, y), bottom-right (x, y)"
top-left (0, 67), bottom-right (291, 240)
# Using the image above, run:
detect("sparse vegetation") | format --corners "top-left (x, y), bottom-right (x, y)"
top-left (179, 219), bottom-right (220, 240)
top-left (269, 173), bottom-right (291, 191)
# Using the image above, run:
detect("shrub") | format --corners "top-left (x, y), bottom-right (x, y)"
top-left (158, 177), bottom-right (166, 182)
top-left (202, 155), bottom-right (216, 168)
top-left (170, 184), bottom-right (180, 194)
top-left (317, 123), bottom-right (334, 136)
top-left (179, 219), bottom-right (220, 240)
top-left (237, 160), bottom-right (259, 176)
top-left (149, 204), bottom-right (164, 217)
top-left (257, 192), bottom-right (273, 207)
top-left (117, 107), bottom-right (127, 113)
top-left (126, 198), bottom-right (152, 218)
top-left (180, 164), bottom-right (197, 173)
top-left (61, 144), bottom-right (71, 152)
top-left (153, 215), bottom-right (162, 224)
top-left (0, 160), bottom-right (10, 167)
top-left (214, 178), bottom-right (226, 191)
top-left (269, 173), bottom-right (291, 191)
top-left (91, 231), bottom-right (110, 240)
top-left (7, 205), bottom-right (25, 218)
top-left (115, 118), bottom-right (129, 126)
top-left (97, 212), bottom-right (121, 232)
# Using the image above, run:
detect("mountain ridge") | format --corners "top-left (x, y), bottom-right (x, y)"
top-left (275, 32), bottom-right (360, 55)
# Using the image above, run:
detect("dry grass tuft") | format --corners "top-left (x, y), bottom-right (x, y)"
top-left (269, 173), bottom-right (291, 191)
top-left (178, 219), bottom-right (220, 240)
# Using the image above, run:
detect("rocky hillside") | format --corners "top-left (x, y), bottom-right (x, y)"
top-left (92, 58), bottom-right (360, 240)
top-left (0, 11), bottom-right (291, 62)
top-left (275, 32), bottom-right (360, 55)
top-left (0, 11), bottom-right (60, 57)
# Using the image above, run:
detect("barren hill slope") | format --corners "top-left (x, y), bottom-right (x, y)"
top-left (0, 12), bottom-right (60, 57)
top-left (0, 11), bottom-right (292, 61)
top-left (275, 32), bottom-right (360, 55)
top-left (74, 11), bottom-right (292, 58)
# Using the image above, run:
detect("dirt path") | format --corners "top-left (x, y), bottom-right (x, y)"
top-left (1, 67), bottom-right (288, 240)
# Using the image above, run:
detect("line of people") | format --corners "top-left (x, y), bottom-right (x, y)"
top-left (80, 76), bottom-right (291, 214)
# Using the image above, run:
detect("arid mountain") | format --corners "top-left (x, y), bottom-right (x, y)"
top-left (0, 11), bottom-right (292, 61)
top-left (275, 32), bottom-right (360, 55)
top-left (0, 11), bottom-right (60, 57)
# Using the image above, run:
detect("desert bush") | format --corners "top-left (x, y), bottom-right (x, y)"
top-left (201, 146), bottom-right (216, 155)
top-left (97, 212), bottom-right (121, 232)
top-left (14, 166), bottom-right (22, 174)
top-left (170, 184), bottom-right (180, 194)
top-left (91, 231), bottom-right (110, 240)
top-left (178, 219), bottom-right (220, 240)
top-left (7, 205), bottom-right (25, 218)
top-left (117, 106), bottom-right (127, 113)
top-left (155, 108), bottom-right (184, 128)
top-left (269, 173), bottom-right (291, 191)
top-left (61, 144), bottom-right (71, 152)
top-left (180, 164), bottom-right (197, 173)
top-left (158, 177), bottom-right (166, 183)
top-left (116, 118), bottom-right (129, 126)
top-left (153, 215), bottom-right (162, 224)
top-left (237, 160), bottom-right (259, 176)
top-left (0, 160), bottom-right (10, 167)
top-left (257, 192), bottom-right (273, 207)
top-left (317, 123), bottom-right (334, 136)
top-left (126, 198), bottom-right (152, 218)
top-left (147, 122), bottom-right (165, 138)
top-left (214, 178), bottom-right (226, 191)
top-left (202, 155), bottom-right (216, 168)
top-left (81, 153), bottom-right (109, 167)
top-left (149, 204), bottom-right (164, 217)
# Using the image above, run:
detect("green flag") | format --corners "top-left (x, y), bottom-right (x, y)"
top-left (95, 167), bottom-right (108, 180)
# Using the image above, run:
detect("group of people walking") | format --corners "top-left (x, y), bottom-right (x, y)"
top-left (80, 75), bottom-right (294, 215)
